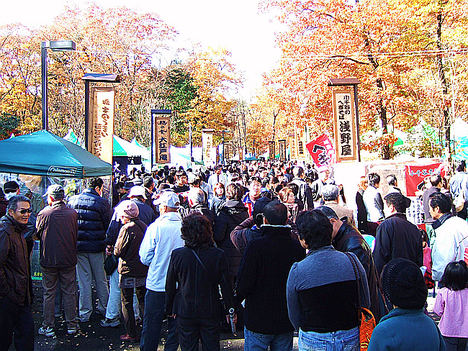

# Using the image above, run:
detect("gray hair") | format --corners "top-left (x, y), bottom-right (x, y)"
top-left (188, 188), bottom-right (206, 206)
top-left (293, 166), bottom-right (304, 178)
top-left (7, 195), bottom-right (31, 211)
top-left (322, 184), bottom-right (339, 201)
top-left (315, 206), bottom-right (339, 220)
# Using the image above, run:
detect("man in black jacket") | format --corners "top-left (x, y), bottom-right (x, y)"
top-left (373, 192), bottom-right (423, 274)
top-left (236, 200), bottom-right (305, 351)
top-left (0, 195), bottom-right (34, 351)
top-left (317, 206), bottom-right (384, 321)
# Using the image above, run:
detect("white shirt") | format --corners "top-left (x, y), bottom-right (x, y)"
top-left (432, 216), bottom-right (468, 281)
top-left (363, 186), bottom-right (384, 222)
top-left (139, 211), bottom-right (184, 292)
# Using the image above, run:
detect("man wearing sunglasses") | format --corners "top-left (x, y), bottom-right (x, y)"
top-left (0, 195), bottom-right (34, 351)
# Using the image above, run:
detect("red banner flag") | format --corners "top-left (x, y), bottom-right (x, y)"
top-left (306, 134), bottom-right (336, 169)
top-left (405, 163), bottom-right (445, 196)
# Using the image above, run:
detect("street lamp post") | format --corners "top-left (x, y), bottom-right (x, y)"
top-left (221, 129), bottom-right (229, 165)
top-left (41, 40), bottom-right (76, 131)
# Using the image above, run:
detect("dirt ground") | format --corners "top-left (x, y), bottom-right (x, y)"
top-left (14, 283), bottom-right (441, 351)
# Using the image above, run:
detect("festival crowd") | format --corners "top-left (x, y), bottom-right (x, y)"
top-left (1, 159), bottom-right (468, 351)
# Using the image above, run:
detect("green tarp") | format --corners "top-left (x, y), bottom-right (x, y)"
top-left (0, 130), bottom-right (111, 178)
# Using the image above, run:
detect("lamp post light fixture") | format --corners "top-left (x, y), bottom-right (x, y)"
top-left (41, 40), bottom-right (76, 130)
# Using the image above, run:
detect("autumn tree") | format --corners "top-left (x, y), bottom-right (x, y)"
top-left (262, 0), bottom-right (468, 159)
top-left (0, 24), bottom-right (42, 135)
top-left (182, 48), bottom-right (243, 147)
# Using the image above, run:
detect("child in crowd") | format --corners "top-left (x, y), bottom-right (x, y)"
top-left (433, 261), bottom-right (468, 351)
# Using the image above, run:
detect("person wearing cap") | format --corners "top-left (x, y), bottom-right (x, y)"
top-left (0, 195), bottom-right (34, 351)
top-left (119, 181), bottom-right (134, 203)
top-left (3, 181), bottom-right (20, 199)
top-left (101, 186), bottom-right (153, 329)
top-left (139, 191), bottom-right (184, 351)
top-left (36, 185), bottom-right (79, 337)
top-left (373, 192), bottom-right (423, 275)
top-left (368, 258), bottom-right (446, 351)
top-left (68, 177), bottom-right (112, 322)
top-left (113, 201), bottom-right (148, 342)
top-left (128, 186), bottom-right (157, 226)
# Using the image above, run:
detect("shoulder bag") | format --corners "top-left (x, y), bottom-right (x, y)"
top-left (345, 252), bottom-right (376, 351)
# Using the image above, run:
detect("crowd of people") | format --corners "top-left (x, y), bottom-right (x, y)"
top-left (0, 159), bottom-right (468, 351)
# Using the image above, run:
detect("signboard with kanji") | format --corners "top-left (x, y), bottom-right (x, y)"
top-left (268, 141), bottom-right (275, 160)
top-left (153, 113), bottom-right (171, 164)
top-left (202, 129), bottom-right (216, 164)
top-left (278, 139), bottom-right (287, 162)
top-left (332, 88), bottom-right (357, 162)
top-left (88, 87), bottom-right (114, 164)
top-left (305, 134), bottom-right (336, 169)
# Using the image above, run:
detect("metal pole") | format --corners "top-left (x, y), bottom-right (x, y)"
top-left (84, 80), bottom-right (90, 150)
top-left (189, 123), bottom-right (193, 162)
top-left (353, 84), bottom-right (361, 162)
top-left (41, 43), bottom-right (48, 130)
top-left (222, 130), bottom-right (225, 165)
top-left (151, 110), bottom-right (154, 168)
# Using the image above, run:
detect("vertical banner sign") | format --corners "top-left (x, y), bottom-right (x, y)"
top-left (290, 136), bottom-right (298, 160)
top-left (268, 141), bottom-right (275, 160)
top-left (88, 87), bottom-right (114, 164)
top-left (202, 129), bottom-right (215, 164)
top-left (155, 116), bottom-right (171, 164)
top-left (332, 88), bottom-right (357, 162)
top-left (279, 139), bottom-right (287, 162)
top-left (305, 134), bottom-right (336, 169)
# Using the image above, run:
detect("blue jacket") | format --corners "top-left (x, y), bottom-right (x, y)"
top-left (68, 188), bottom-right (112, 253)
top-left (368, 308), bottom-right (445, 351)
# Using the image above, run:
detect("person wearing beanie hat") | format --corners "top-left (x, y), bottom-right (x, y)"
top-left (113, 200), bottom-right (148, 342)
top-left (368, 258), bottom-right (446, 351)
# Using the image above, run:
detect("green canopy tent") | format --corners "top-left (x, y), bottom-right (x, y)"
top-left (0, 130), bottom-right (111, 178)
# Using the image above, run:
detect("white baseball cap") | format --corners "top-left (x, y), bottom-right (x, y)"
top-left (154, 191), bottom-right (180, 209)
top-left (128, 185), bottom-right (147, 199)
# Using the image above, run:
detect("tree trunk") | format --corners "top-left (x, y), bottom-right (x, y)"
top-left (436, 6), bottom-right (451, 155)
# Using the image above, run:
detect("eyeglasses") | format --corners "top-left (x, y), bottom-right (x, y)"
top-left (18, 209), bottom-right (32, 214)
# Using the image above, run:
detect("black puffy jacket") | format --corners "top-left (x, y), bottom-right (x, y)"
top-left (68, 188), bottom-right (112, 253)
top-left (213, 199), bottom-right (248, 279)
